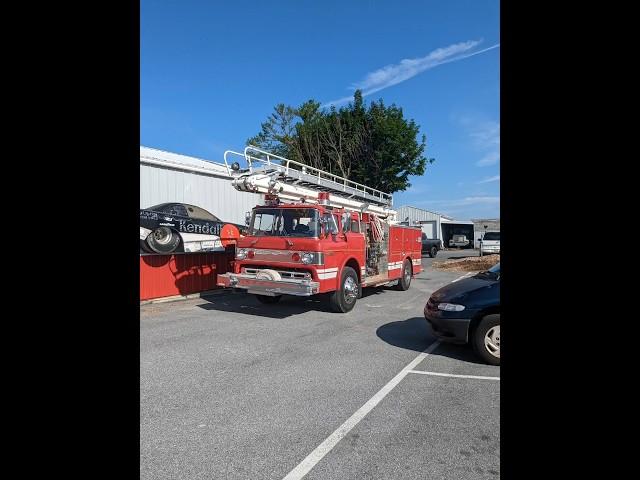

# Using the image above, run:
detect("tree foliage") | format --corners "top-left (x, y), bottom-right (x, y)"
top-left (247, 90), bottom-right (433, 193)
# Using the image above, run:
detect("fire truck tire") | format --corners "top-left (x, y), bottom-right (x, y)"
top-left (146, 227), bottom-right (182, 254)
top-left (254, 294), bottom-right (282, 304)
top-left (395, 259), bottom-right (412, 291)
top-left (329, 266), bottom-right (358, 313)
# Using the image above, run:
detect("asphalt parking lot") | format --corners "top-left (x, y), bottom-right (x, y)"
top-left (140, 249), bottom-right (499, 479)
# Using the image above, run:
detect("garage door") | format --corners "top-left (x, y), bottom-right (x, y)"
top-left (421, 221), bottom-right (436, 239)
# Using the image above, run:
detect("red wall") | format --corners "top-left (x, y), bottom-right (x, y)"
top-left (140, 250), bottom-right (234, 301)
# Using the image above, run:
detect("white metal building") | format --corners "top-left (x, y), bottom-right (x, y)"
top-left (397, 205), bottom-right (480, 249)
top-left (396, 205), bottom-right (449, 241)
top-left (140, 146), bottom-right (262, 225)
top-left (472, 218), bottom-right (500, 248)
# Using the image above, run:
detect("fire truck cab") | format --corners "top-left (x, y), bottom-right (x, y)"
top-left (216, 146), bottom-right (422, 313)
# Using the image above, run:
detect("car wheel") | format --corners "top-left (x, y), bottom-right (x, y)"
top-left (254, 294), bottom-right (282, 304)
top-left (472, 314), bottom-right (500, 365)
top-left (394, 259), bottom-right (412, 291)
top-left (429, 246), bottom-right (437, 258)
top-left (146, 227), bottom-right (181, 254)
top-left (328, 266), bottom-right (358, 313)
top-left (140, 239), bottom-right (155, 254)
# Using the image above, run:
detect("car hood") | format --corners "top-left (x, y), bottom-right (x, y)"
top-left (430, 275), bottom-right (498, 303)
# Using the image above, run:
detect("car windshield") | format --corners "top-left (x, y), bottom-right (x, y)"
top-left (483, 232), bottom-right (500, 241)
top-left (250, 208), bottom-right (320, 237)
top-left (184, 204), bottom-right (220, 221)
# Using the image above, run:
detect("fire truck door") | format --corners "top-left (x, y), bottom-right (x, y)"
top-left (388, 227), bottom-right (403, 279)
top-left (403, 229), bottom-right (413, 259)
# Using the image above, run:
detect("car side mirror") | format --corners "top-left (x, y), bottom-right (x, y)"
top-left (244, 212), bottom-right (251, 226)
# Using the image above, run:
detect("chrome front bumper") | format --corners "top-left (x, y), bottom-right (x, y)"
top-left (217, 273), bottom-right (320, 296)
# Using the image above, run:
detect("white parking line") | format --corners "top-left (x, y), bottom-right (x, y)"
top-left (407, 370), bottom-right (500, 381)
top-left (450, 272), bottom-right (475, 283)
top-left (281, 340), bottom-right (441, 480)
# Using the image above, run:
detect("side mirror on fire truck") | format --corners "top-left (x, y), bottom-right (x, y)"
top-left (245, 212), bottom-right (251, 226)
top-left (341, 212), bottom-right (350, 238)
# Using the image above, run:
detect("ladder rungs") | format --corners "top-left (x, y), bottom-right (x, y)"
top-left (242, 145), bottom-right (393, 206)
top-left (260, 170), bottom-right (391, 206)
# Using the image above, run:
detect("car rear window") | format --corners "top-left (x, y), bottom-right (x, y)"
top-left (483, 232), bottom-right (500, 240)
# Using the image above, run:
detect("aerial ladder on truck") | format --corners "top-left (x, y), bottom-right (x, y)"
top-left (222, 146), bottom-right (397, 218)
top-left (217, 146), bottom-right (423, 313)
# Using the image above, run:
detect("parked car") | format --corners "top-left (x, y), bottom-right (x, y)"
top-left (421, 233), bottom-right (442, 258)
top-left (140, 203), bottom-right (244, 254)
top-left (423, 263), bottom-right (500, 365)
top-left (479, 231), bottom-right (500, 256)
top-left (449, 234), bottom-right (470, 248)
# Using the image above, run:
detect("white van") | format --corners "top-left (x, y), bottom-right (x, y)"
top-left (480, 231), bottom-right (500, 256)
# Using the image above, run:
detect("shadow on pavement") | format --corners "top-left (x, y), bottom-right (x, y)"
top-left (196, 291), bottom-right (334, 318)
top-left (196, 284), bottom-right (394, 318)
top-left (376, 316), bottom-right (486, 364)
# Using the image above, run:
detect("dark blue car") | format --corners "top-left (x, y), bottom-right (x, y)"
top-left (424, 263), bottom-right (500, 365)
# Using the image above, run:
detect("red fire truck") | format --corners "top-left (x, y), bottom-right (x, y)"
top-left (217, 146), bottom-right (422, 313)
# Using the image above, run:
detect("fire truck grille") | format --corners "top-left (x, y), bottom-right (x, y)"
top-left (242, 267), bottom-right (312, 280)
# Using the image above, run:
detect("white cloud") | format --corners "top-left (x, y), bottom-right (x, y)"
top-left (323, 41), bottom-right (500, 107)
top-left (404, 184), bottom-right (430, 195)
top-left (413, 196), bottom-right (500, 218)
top-left (471, 121), bottom-right (500, 149)
top-left (417, 196), bottom-right (500, 207)
top-left (459, 119), bottom-right (500, 167)
top-left (477, 174), bottom-right (500, 183)
top-left (462, 196), bottom-right (500, 204)
top-left (476, 151), bottom-right (500, 166)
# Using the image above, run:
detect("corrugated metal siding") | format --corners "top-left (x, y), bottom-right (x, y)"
top-left (140, 251), bottom-right (235, 300)
top-left (396, 205), bottom-right (442, 240)
top-left (472, 219), bottom-right (500, 232)
top-left (396, 205), bottom-right (441, 223)
top-left (139, 147), bottom-right (254, 300)
top-left (140, 164), bottom-right (262, 225)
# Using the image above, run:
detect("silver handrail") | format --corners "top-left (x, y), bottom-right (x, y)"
top-left (222, 150), bottom-right (247, 176)
top-left (243, 145), bottom-right (392, 204)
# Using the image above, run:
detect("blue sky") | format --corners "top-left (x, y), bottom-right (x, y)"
top-left (141, 0), bottom-right (500, 220)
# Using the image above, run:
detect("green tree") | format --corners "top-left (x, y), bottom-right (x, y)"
top-left (247, 90), bottom-right (433, 193)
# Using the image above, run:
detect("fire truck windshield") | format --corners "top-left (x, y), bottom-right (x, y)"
top-left (249, 208), bottom-right (320, 237)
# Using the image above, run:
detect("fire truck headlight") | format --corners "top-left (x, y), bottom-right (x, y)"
top-left (301, 252), bottom-right (314, 264)
top-left (236, 248), bottom-right (248, 260)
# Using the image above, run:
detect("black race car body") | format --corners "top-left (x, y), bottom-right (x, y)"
top-left (140, 203), bottom-right (243, 254)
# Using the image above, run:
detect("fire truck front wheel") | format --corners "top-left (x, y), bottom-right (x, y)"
top-left (395, 259), bottom-right (412, 291)
top-left (328, 266), bottom-right (359, 313)
top-left (254, 294), bottom-right (282, 304)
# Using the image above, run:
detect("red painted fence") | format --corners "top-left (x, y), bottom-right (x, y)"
top-left (140, 250), bottom-right (235, 301)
